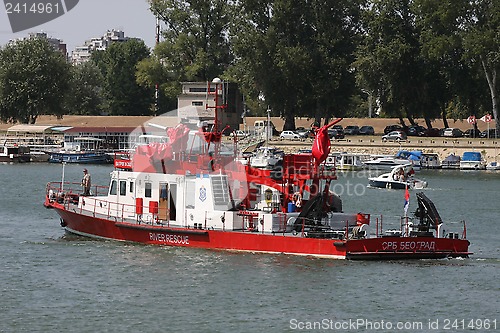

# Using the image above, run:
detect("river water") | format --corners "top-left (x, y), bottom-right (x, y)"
top-left (0, 163), bottom-right (498, 332)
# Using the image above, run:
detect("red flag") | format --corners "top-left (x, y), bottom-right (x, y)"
top-left (312, 118), bottom-right (342, 166)
top-left (404, 186), bottom-right (410, 216)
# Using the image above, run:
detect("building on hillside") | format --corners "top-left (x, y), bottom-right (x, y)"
top-left (71, 29), bottom-right (135, 65)
top-left (177, 81), bottom-right (243, 133)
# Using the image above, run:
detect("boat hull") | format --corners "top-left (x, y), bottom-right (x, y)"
top-left (345, 237), bottom-right (470, 260)
top-left (54, 207), bottom-right (347, 259)
top-left (0, 155), bottom-right (30, 163)
top-left (50, 205), bottom-right (469, 260)
top-left (48, 152), bottom-right (112, 164)
top-left (368, 179), bottom-right (427, 190)
top-left (369, 179), bottom-right (407, 190)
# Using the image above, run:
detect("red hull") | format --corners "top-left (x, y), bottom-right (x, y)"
top-left (51, 205), bottom-right (470, 260)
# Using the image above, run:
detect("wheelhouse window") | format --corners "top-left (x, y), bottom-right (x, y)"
top-left (119, 181), bottom-right (126, 196)
top-left (145, 182), bottom-right (152, 198)
top-left (129, 181), bottom-right (134, 193)
top-left (109, 180), bottom-right (117, 195)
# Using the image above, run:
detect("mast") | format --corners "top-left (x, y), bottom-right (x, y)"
top-left (206, 78), bottom-right (227, 167)
top-left (154, 16), bottom-right (160, 116)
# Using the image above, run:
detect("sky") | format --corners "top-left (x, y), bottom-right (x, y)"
top-left (0, 0), bottom-right (157, 53)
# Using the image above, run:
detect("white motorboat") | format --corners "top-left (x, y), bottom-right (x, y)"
top-left (249, 146), bottom-right (283, 169)
top-left (486, 161), bottom-right (500, 171)
top-left (364, 155), bottom-right (416, 170)
top-left (460, 152), bottom-right (486, 170)
top-left (325, 152), bottom-right (369, 171)
top-left (368, 165), bottom-right (427, 190)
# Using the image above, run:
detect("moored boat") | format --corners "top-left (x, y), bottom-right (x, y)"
top-left (420, 153), bottom-right (441, 169)
top-left (460, 151), bottom-right (486, 170)
top-left (43, 79), bottom-right (470, 260)
top-left (364, 155), bottom-right (416, 170)
top-left (46, 137), bottom-right (112, 164)
top-left (0, 145), bottom-right (30, 163)
top-left (486, 161), bottom-right (500, 171)
top-left (249, 146), bottom-right (283, 169)
top-left (325, 152), bottom-right (368, 171)
top-left (441, 153), bottom-right (461, 169)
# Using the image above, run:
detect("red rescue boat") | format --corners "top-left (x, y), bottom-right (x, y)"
top-left (44, 79), bottom-right (470, 260)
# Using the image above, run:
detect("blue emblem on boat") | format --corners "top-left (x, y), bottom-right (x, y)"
top-left (199, 186), bottom-right (207, 202)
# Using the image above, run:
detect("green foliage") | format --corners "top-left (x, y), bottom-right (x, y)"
top-left (149, 0), bottom-right (232, 82)
top-left (135, 50), bottom-right (179, 114)
top-left (91, 39), bottom-right (153, 116)
top-left (462, 0), bottom-right (500, 130)
top-left (0, 0), bottom-right (497, 125)
top-left (65, 61), bottom-right (105, 115)
top-left (0, 38), bottom-right (70, 123)
top-left (228, 0), bottom-right (361, 128)
top-left (356, 0), bottom-right (423, 119)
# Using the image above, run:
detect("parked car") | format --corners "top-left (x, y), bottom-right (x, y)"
top-left (479, 129), bottom-right (500, 138)
top-left (333, 125), bottom-right (344, 136)
top-left (328, 129), bottom-right (345, 139)
top-left (443, 128), bottom-right (463, 138)
top-left (463, 128), bottom-right (481, 138)
top-left (344, 125), bottom-right (360, 135)
top-left (407, 125), bottom-right (426, 136)
top-left (359, 125), bottom-right (375, 135)
top-left (382, 130), bottom-right (407, 142)
top-left (422, 128), bottom-right (441, 137)
top-left (279, 130), bottom-right (301, 140)
top-left (384, 124), bottom-right (405, 134)
top-left (295, 127), bottom-right (314, 138)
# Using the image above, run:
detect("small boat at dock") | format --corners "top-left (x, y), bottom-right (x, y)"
top-left (46, 137), bottom-right (112, 164)
top-left (364, 155), bottom-right (416, 170)
top-left (0, 145), bottom-right (30, 163)
top-left (325, 152), bottom-right (368, 171)
top-left (441, 153), bottom-right (461, 169)
top-left (460, 152), bottom-right (486, 170)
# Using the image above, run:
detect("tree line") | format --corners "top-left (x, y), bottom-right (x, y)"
top-left (0, 0), bottom-right (498, 132)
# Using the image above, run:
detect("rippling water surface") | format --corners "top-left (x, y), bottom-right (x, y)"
top-left (0, 164), bottom-right (499, 332)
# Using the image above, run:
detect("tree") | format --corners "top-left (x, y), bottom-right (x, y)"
top-left (64, 61), bottom-right (105, 115)
top-left (0, 38), bottom-right (70, 123)
top-left (462, 0), bottom-right (500, 133)
top-left (136, 49), bottom-right (180, 114)
top-left (91, 39), bottom-right (153, 116)
top-left (149, 0), bottom-right (232, 82)
top-left (228, 0), bottom-right (361, 129)
top-left (413, 0), bottom-right (487, 129)
top-left (355, 0), bottom-right (425, 126)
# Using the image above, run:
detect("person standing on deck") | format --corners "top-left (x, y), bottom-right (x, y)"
top-left (81, 168), bottom-right (91, 196)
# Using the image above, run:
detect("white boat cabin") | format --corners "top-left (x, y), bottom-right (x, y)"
top-left (77, 170), bottom-right (362, 234)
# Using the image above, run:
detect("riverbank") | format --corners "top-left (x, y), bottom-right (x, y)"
top-left (2, 115), bottom-right (499, 163)
top-left (258, 135), bottom-right (500, 163)
top-left (1, 115), bottom-right (497, 134)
